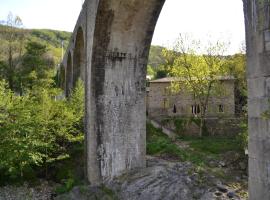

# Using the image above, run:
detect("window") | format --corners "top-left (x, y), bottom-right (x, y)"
top-left (164, 87), bottom-right (169, 95)
top-left (192, 104), bottom-right (200, 114)
top-left (163, 98), bottom-right (169, 109)
top-left (218, 104), bottom-right (224, 113)
top-left (173, 104), bottom-right (177, 113)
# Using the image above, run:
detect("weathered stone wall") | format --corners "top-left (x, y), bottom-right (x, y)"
top-left (147, 80), bottom-right (235, 118)
top-left (244, 0), bottom-right (270, 199)
top-left (156, 117), bottom-right (243, 136)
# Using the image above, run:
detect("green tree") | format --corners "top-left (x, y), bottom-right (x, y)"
top-left (19, 40), bottom-right (55, 93)
top-left (224, 52), bottom-right (247, 115)
top-left (147, 65), bottom-right (156, 78)
top-left (0, 79), bottom-right (84, 181)
top-left (166, 34), bottom-right (228, 137)
top-left (0, 12), bottom-right (27, 90)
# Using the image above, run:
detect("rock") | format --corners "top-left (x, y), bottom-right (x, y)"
top-left (239, 161), bottom-right (247, 170)
top-left (190, 173), bottom-right (199, 181)
top-left (209, 160), bottom-right (218, 168)
top-left (219, 161), bottom-right (226, 167)
top-left (56, 157), bottom-right (212, 200)
top-left (214, 191), bottom-right (223, 197)
top-left (217, 184), bottom-right (228, 193)
top-left (0, 179), bottom-right (54, 200)
top-left (227, 191), bottom-right (235, 198)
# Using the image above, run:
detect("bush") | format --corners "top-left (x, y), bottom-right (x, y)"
top-left (237, 121), bottom-right (248, 152)
top-left (0, 79), bottom-right (84, 182)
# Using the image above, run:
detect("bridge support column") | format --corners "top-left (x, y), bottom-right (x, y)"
top-left (244, 0), bottom-right (270, 199)
top-left (85, 0), bottom-right (165, 184)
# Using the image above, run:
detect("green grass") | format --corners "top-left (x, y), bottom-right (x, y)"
top-left (179, 135), bottom-right (242, 154)
top-left (146, 123), bottom-right (206, 165)
top-left (146, 123), bottom-right (242, 167)
top-left (146, 123), bottom-right (181, 157)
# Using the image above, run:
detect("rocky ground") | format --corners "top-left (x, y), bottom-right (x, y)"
top-left (0, 181), bottom-right (55, 200)
top-left (55, 156), bottom-right (247, 200)
top-left (0, 155), bottom-right (247, 200)
top-left (0, 129), bottom-right (248, 200)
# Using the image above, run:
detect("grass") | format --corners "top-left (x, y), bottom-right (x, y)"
top-left (146, 123), bottom-right (242, 167)
top-left (179, 135), bottom-right (242, 154)
top-left (146, 123), bottom-right (184, 159)
top-left (147, 123), bottom-right (207, 165)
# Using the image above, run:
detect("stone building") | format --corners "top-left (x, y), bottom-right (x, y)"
top-left (147, 76), bottom-right (235, 118)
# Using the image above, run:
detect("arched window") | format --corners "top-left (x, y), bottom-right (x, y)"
top-left (173, 104), bottom-right (177, 113)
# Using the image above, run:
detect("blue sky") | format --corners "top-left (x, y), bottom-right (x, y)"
top-left (0, 0), bottom-right (245, 54)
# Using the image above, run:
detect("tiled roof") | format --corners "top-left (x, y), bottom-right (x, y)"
top-left (149, 76), bottom-right (235, 83)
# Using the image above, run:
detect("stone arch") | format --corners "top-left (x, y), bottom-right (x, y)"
top-left (73, 27), bottom-right (85, 87)
top-left (65, 51), bottom-right (73, 97)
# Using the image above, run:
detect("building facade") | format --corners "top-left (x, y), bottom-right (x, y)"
top-left (147, 77), bottom-right (235, 118)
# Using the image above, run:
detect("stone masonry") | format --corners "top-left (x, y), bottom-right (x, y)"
top-left (147, 77), bottom-right (235, 118)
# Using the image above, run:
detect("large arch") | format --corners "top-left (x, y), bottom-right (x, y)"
top-left (73, 27), bottom-right (85, 87)
top-left (65, 52), bottom-right (73, 97)
top-left (62, 0), bottom-right (270, 198)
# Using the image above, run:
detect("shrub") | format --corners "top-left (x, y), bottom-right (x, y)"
top-left (0, 79), bottom-right (84, 182)
top-left (236, 121), bottom-right (248, 152)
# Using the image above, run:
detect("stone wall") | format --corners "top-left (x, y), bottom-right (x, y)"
top-left (147, 80), bottom-right (235, 118)
top-left (157, 117), bottom-right (243, 137)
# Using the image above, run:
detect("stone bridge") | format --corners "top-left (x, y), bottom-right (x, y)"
top-left (61, 0), bottom-right (270, 199)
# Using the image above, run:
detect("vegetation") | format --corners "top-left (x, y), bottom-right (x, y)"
top-left (0, 78), bottom-right (84, 183)
top-left (162, 34), bottom-right (229, 136)
top-left (0, 14), bottom-right (84, 185)
top-left (147, 123), bottom-right (242, 166)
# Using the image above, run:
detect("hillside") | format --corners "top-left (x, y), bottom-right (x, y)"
top-left (0, 25), bottom-right (164, 67)
top-left (148, 45), bottom-right (165, 69)
top-left (0, 25), bottom-right (72, 64)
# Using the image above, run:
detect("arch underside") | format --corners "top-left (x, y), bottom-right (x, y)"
top-left (66, 52), bottom-right (72, 97)
top-left (73, 27), bottom-right (85, 86)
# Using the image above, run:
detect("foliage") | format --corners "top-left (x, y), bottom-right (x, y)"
top-left (224, 53), bottom-right (247, 115)
top-left (0, 14), bottom-right (85, 184)
top-left (55, 178), bottom-right (75, 194)
top-left (146, 123), bottom-right (183, 158)
top-left (148, 45), bottom-right (166, 69)
top-left (0, 79), bottom-right (84, 182)
top-left (236, 121), bottom-right (248, 152)
top-left (164, 34), bottom-right (229, 136)
top-left (147, 65), bottom-right (156, 78)
top-left (155, 66), bottom-right (168, 79)
top-left (0, 12), bottom-right (27, 90)
top-left (19, 41), bottom-right (55, 91)
top-left (173, 118), bottom-right (189, 134)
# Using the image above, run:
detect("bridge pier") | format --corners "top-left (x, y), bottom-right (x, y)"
top-left (244, 0), bottom-right (270, 199)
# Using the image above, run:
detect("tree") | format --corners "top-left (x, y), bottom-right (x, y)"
top-left (0, 78), bottom-right (84, 181)
top-left (224, 51), bottom-right (247, 116)
top-left (19, 40), bottom-right (55, 93)
top-left (1, 12), bottom-right (27, 90)
top-left (165, 34), bottom-right (228, 137)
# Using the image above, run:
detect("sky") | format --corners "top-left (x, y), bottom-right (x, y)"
top-left (0, 0), bottom-right (245, 54)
